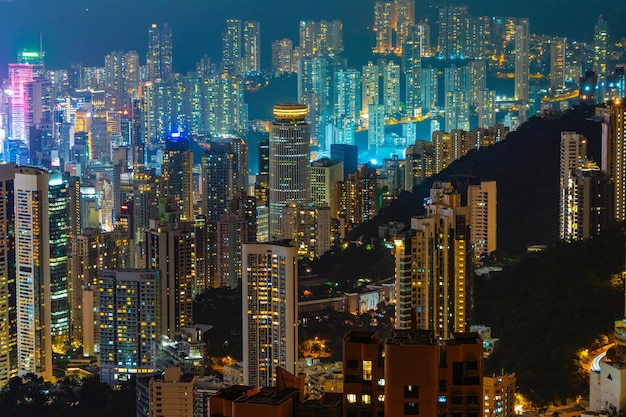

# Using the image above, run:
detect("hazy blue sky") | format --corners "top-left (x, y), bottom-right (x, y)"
top-left (0, 0), bottom-right (624, 78)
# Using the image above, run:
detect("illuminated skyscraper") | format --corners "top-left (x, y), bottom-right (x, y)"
top-left (393, 0), bottom-right (415, 55)
top-left (361, 61), bottom-right (379, 119)
top-left (15, 167), bottom-right (52, 380)
top-left (147, 23), bottom-right (172, 80)
top-left (468, 181), bottom-right (497, 262)
top-left (146, 220), bottom-right (196, 339)
top-left (403, 26), bottom-right (422, 117)
top-left (243, 21), bottom-right (261, 74)
top-left (217, 72), bottom-right (246, 136)
top-left (242, 240), bottom-right (298, 387)
top-left (99, 269), bottom-right (158, 386)
top-left (222, 19), bottom-right (242, 74)
top-left (48, 173), bottom-right (70, 346)
top-left (550, 37), bottom-right (567, 90)
top-left (438, 5), bottom-right (469, 59)
top-left (268, 104), bottom-right (311, 239)
top-left (593, 15), bottom-right (609, 76)
top-left (160, 136), bottom-right (193, 222)
top-left (373, 2), bottom-right (394, 54)
top-left (271, 39), bottom-right (294, 75)
top-left (9, 51), bottom-right (44, 145)
top-left (297, 58), bottom-right (329, 147)
top-left (0, 164), bottom-right (15, 385)
top-left (333, 69), bottom-right (361, 146)
top-left (368, 105), bottom-right (385, 150)
top-left (382, 61), bottom-right (400, 115)
top-left (299, 20), bottom-right (344, 59)
top-left (394, 183), bottom-right (470, 337)
top-left (514, 18), bottom-right (530, 117)
top-left (420, 66), bottom-right (438, 111)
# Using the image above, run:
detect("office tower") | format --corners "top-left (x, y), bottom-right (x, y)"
top-left (560, 132), bottom-right (610, 240)
top-left (222, 19), bottom-right (242, 74)
top-left (272, 39), bottom-right (294, 76)
top-left (382, 61), bottom-right (400, 115)
top-left (242, 21), bottom-right (261, 74)
top-left (404, 26), bottom-right (422, 117)
top-left (550, 37), bottom-right (567, 90)
top-left (594, 15), bottom-right (609, 76)
top-left (514, 18), bottom-right (530, 119)
top-left (268, 104), bottom-right (311, 239)
top-left (99, 269), bottom-right (158, 386)
top-left (25, 78), bottom-right (54, 165)
top-left (333, 69), bottom-right (361, 146)
top-left (468, 181), bottom-right (497, 262)
top-left (310, 158), bottom-right (344, 219)
top-left (361, 61), bottom-right (380, 119)
top-left (146, 220), bottom-right (196, 338)
top-left (484, 373), bottom-right (517, 417)
top-left (405, 140), bottom-right (435, 190)
top-left (48, 173), bottom-right (70, 346)
top-left (373, 2), bottom-right (394, 54)
top-left (394, 184), bottom-right (470, 337)
top-left (160, 136), bottom-right (193, 221)
top-left (438, 5), bottom-right (469, 59)
top-left (0, 164), bottom-right (15, 385)
top-left (242, 241), bottom-right (298, 387)
top-left (15, 167), bottom-right (52, 380)
top-left (343, 329), bottom-right (483, 417)
top-left (147, 23), bottom-right (172, 80)
top-left (330, 143), bottom-right (358, 179)
top-left (368, 104), bottom-right (385, 150)
top-left (9, 51), bottom-right (44, 145)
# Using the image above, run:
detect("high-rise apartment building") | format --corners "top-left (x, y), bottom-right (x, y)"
top-left (343, 329), bottom-right (484, 417)
top-left (99, 270), bottom-right (158, 386)
top-left (15, 167), bottom-right (52, 380)
top-left (242, 241), bottom-right (298, 388)
top-left (281, 204), bottom-right (331, 260)
top-left (483, 373), bottom-right (517, 417)
top-left (395, 183), bottom-right (470, 337)
top-left (438, 5), bottom-right (469, 59)
top-left (593, 15), bottom-right (609, 76)
top-left (382, 61), bottom-right (400, 116)
top-left (0, 164), bottom-right (15, 385)
top-left (147, 23), bottom-right (172, 80)
top-left (333, 68), bottom-right (361, 146)
top-left (297, 58), bottom-right (329, 147)
top-left (404, 25), bottom-right (422, 117)
top-left (393, 0), bottom-right (415, 55)
top-left (310, 158), bottom-right (344, 218)
top-left (550, 37), bottom-right (567, 90)
top-left (373, 2), bottom-right (394, 54)
top-left (148, 367), bottom-right (197, 417)
top-left (242, 21), bottom-right (261, 74)
top-left (560, 131), bottom-right (610, 241)
top-left (222, 19), bottom-right (242, 74)
top-left (146, 220), bottom-right (196, 339)
top-left (514, 18), bottom-right (530, 116)
top-left (216, 213), bottom-right (248, 289)
top-left (361, 61), bottom-right (380, 119)
top-left (160, 136), bottom-right (193, 221)
top-left (468, 181), bottom-right (497, 262)
top-left (271, 39), bottom-right (294, 76)
top-left (268, 104), bottom-right (311, 239)
top-left (405, 140), bottom-right (435, 190)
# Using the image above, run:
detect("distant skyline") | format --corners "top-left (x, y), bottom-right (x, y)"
top-left (0, 0), bottom-right (624, 79)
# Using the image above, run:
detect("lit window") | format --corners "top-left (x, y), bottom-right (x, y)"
top-left (347, 393), bottom-right (357, 403)
top-left (363, 360), bottom-right (372, 381)
top-left (362, 394), bottom-right (371, 404)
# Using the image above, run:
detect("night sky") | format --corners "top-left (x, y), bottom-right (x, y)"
top-left (0, 0), bottom-right (625, 79)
